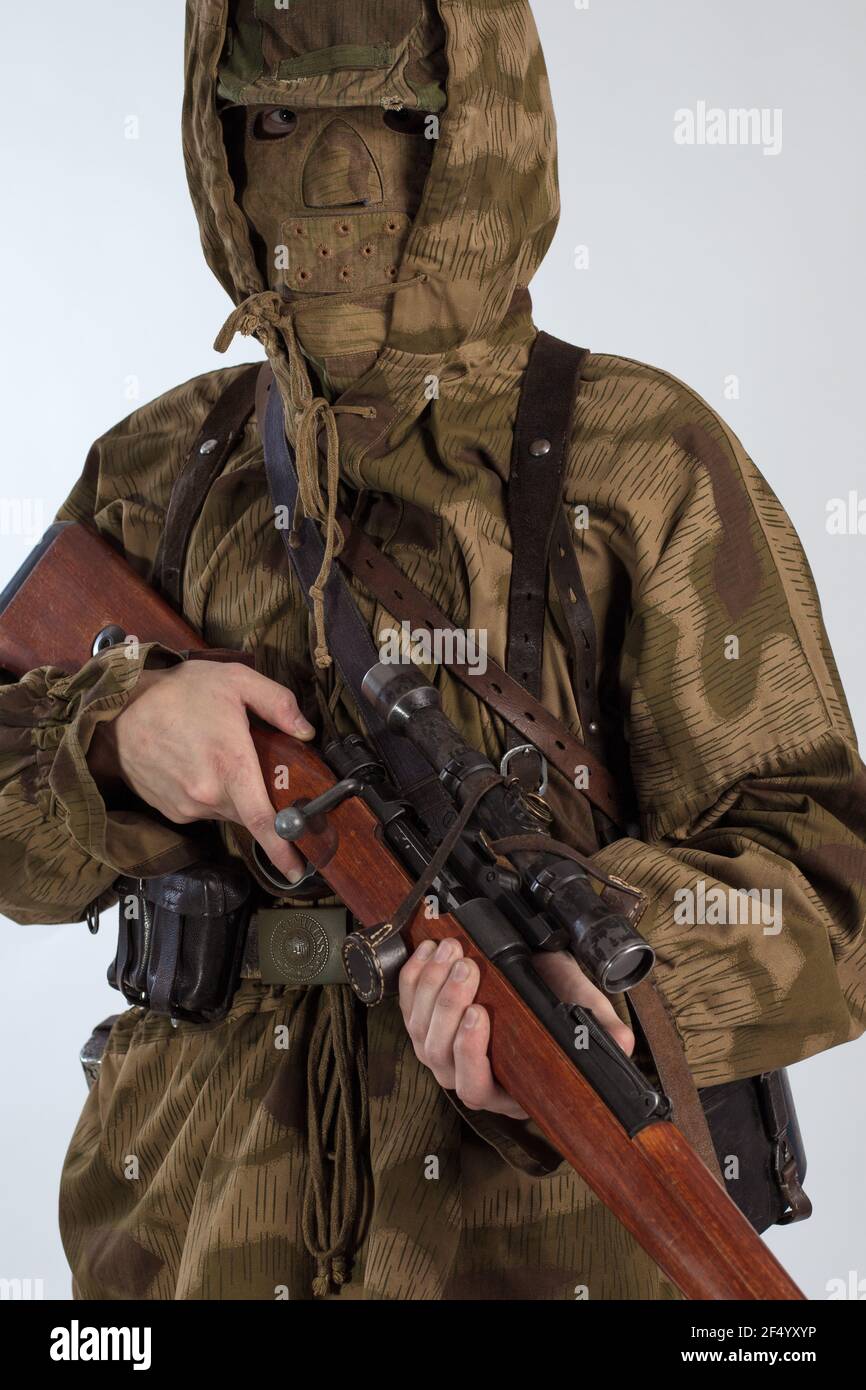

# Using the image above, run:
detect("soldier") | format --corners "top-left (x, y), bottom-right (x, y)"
top-left (0, 0), bottom-right (863, 1300)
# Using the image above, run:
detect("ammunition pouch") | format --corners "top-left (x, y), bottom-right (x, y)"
top-left (109, 859), bottom-right (254, 1024)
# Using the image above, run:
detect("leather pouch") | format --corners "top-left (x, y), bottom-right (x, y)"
top-left (109, 859), bottom-right (254, 1024)
top-left (699, 1070), bottom-right (811, 1231)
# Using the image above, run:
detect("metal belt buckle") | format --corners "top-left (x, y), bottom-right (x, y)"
top-left (254, 907), bottom-right (349, 986)
top-left (500, 743), bottom-right (549, 797)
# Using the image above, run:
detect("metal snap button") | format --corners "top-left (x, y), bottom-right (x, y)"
top-left (199, 438), bottom-right (219, 455)
top-left (529, 438), bottom-right (552, 457)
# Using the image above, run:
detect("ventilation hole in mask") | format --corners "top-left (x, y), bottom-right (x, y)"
top-left (292, 224), bottom-right (305, 237)
top-left (297, 269), bottom-right (311, 283)
top-left (361, 245), bottom-right (374, 257)
top-left (385, 220), bottom-right (399, 234)
top-left (337, 223), bottom-right (350, 235)
top-left (318, 246), bottom-right (333, 259)
top-left (339, 267), bottom-right (352, 282)
top-left (386, 266), bottom-right (398, 280)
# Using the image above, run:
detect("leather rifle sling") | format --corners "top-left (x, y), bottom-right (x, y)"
top-left (259, 375), bottom-right (454, 839)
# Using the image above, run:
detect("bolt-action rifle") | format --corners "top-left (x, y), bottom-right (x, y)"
top-left (0, 521), bottom-right (805, 1301)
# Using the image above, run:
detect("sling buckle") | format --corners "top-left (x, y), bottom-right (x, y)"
top-left (500, 743), bottom-right (548, 797)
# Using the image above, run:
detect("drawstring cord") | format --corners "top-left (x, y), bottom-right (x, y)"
top-left (217, 276), bottom-right (424, 1294)
top-left (302, 986), bottom-right (371, 1296)
top-left (215, 274), bottom-right (426, 666)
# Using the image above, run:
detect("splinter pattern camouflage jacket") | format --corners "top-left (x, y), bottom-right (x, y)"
top-left (0, 0), bottom-right (864, 1300)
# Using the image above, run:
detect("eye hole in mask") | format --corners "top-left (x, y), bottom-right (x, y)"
top-left (251, 106), bottom-right (431, 143)
top-left (254, 107), bottom-right (299, 140)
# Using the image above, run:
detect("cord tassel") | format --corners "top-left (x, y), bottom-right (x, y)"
top-left (214, 281), bottom-right (420, 664)
top-left (301, 987), bottom-right (371, 1297)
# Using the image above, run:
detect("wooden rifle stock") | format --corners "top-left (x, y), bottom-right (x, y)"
top-left (0, 522), bottom-right (806, 1301)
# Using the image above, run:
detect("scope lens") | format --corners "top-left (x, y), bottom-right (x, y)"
top-left (600, 942), bottom-right (655, 993)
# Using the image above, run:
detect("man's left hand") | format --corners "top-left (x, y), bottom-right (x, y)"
top-left (397, 938), bottom-right (635, 1119)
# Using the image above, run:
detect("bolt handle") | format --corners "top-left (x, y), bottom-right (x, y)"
top-left (274, 776), bottom-right (363, 842)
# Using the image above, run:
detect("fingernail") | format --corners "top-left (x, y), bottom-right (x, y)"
top-left (451, 960), bottom-right (470, 982)
top-left (287, 866), bottom-right (305, 884)
top-left (294, 717), bottom-right (315, 738)
top-left (435, 939), bottom-right (455, 963)
top-left (462, 1007), bottom-right (480, 1029)
top-left (416, 941), bottom-right (436, 961)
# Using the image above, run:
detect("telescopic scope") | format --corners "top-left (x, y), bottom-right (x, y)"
top-left (361, 661), bottom-right (654, 992)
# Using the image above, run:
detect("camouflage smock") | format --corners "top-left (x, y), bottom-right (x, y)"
top-left (0, 0), bottom-right (864, 1300)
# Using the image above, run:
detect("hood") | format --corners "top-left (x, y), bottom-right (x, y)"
top-left (183, 0), bottom-right (562, 686)
top-left (183, 0), bottom-right (560, 359)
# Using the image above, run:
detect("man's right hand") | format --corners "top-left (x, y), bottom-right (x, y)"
top-left (87, 660), bottom-right (315, 882)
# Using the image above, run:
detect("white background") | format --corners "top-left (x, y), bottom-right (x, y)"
top-left (0, 0), bottom-right (863, 1300)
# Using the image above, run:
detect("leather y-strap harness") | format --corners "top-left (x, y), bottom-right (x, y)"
top-left (503, 335), bottom-right (603, 781)
top-left (155, 344), bottom-right (723, 1180)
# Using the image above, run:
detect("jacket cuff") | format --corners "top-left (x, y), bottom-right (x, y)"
top-left (32, 642), bottom-right (201, 877)
top-left (447, 1094), bottom-right (566, 1176)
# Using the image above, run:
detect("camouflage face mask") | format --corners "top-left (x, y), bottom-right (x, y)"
top-left (235, 103), bottom-right (436, 296)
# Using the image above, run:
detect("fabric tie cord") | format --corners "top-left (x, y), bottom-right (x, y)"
top-left (215, 277), bottom-right (427, 667)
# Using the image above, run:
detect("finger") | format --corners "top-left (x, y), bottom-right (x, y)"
top-left (585, 1002), bottom-right (635, 1056)
top-left (533, 952), bottom-right (635, 1056)
top-left (234, 667), bottom-right (316, 740)
top-left (405, 938), bottom-right (463, 1050)
top-left (398, 940), bottom-right (438, 1019)
top-left (421, 956), bottom-right (482, 1086)
top-left (453, 1006), bottom-right (528, 1120)
top-left (223, 749), bottom-right (307, 882)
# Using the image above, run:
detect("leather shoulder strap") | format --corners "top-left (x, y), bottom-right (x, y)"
top-left (155, 363), bottom-right (260, 608)
top-left (506, 334), bottom-right (611, 785)
top-left (506, 332), bottom-right (588, 700)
